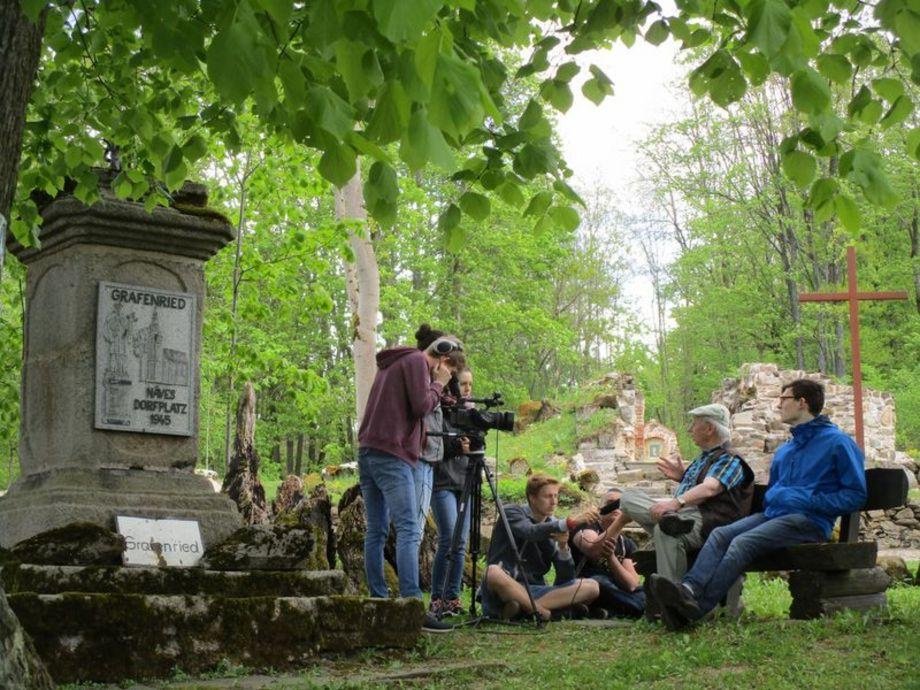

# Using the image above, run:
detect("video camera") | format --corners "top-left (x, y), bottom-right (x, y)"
top-left (443, 391), bottom-right (515, 436)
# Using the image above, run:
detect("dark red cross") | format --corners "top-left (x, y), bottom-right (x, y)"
top-left (798, 246), bottom-right (908, 450)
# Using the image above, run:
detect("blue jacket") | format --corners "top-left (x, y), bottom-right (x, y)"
top-left (764, 415), bottom-right (867, 538)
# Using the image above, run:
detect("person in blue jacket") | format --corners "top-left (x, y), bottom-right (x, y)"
top-left (651, 378), bottom-right (867, 631)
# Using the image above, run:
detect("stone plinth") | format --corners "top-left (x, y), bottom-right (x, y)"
top-left (8, 593), bottom-right (422, 684)
top-left (0, 185), bottom-right (242, 548)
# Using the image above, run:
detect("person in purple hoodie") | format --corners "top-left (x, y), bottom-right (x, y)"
top-left (357, 325), bottom-right (463, 632)
top-left (650, 378), bottom-right (866, 631)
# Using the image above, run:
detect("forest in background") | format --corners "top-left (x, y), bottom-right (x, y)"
top-left (1, 1), bottom-right (918, 488)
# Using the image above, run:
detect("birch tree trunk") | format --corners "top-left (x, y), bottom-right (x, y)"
top-left (336, 164), bottom-right (379, 426)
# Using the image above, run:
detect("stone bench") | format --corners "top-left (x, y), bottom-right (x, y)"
top-left (633, 467), bottom-right (910, 619)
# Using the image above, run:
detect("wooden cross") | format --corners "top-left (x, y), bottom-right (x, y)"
top-left (799, 246), bottom-right (909, 450)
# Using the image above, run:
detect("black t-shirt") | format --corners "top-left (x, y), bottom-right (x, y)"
top-left (570, 523), bottom-right (637, 578)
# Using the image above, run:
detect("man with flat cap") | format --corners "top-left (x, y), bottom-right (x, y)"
top-left (603, 403), bottom-right (754, 582)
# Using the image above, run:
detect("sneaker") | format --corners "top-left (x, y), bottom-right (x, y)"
top-left (421, 613), bottom-right (454, 633)
top-left (428, 598), bottom-right (442, 615)
top-left (500, 600), bottom-right (522, 620)
top-left (588, 606), bottom-right (609, 620)
top-left (440, 598), bottom-right (465, 617)
top-left (658, 512), bottom-right (695, 537)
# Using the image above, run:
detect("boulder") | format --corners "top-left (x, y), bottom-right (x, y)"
top-left (593, 394), bottom-right (619, 409)
top-left (199, 525), bottom-right (316, 570)
top-left (574, 469), bottom-right (600, 493)
top-left (507, 457), bottom-right (531, 476)
top-left (0, 587), bottom-right (54, 690)
top-left (10, 523), bottom-right (126, 566)
top-left (275, 483), bottom-right (336, 570)
top-left (876, 555), bottom-right (912, 583)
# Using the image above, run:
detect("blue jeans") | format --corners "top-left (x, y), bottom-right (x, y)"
top-left (683, 512), bottom-right (824, 615)
top-left (413, 461), bottom-right (434, 537)
top-left (358, 448), bottom-right (421, 599)
top-left (430, 489), bottom-right (471, 601)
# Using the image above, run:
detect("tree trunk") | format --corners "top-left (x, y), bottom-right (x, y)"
top-left (0, 2), bottom-right (47, 288)
top-left (285, 437), bottom-right (294, 475)
top-left (295, 432), bottom-right (304, 475)
top-left (337, 165), bottom-right (379, 427)
top-left (221, 382), bottom-right (270, 525)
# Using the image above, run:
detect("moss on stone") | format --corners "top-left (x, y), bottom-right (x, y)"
top-left (10, 523), bottom-right (125, 566)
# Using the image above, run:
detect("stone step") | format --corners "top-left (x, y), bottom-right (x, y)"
top-left (1, 564), bottom-right (346, 597)
top-left (9, 592), bottom-right (421, 684)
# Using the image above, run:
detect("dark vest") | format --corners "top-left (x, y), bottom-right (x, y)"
top-left (691, 446), bottom-right (755, 537)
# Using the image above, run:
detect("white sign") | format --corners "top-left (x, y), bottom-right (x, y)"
top-left (95, 281), bottom-right (196, 436)
top-left (116, 516), bottom-right (204, 567)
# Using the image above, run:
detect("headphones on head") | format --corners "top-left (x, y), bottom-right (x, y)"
top-left (428, 337), bottom-right (463, 355)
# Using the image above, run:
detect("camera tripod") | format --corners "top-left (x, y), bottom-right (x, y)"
top-left (431, 444), bottom-right (544, 627)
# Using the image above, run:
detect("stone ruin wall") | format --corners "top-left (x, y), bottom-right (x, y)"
top-left (712, 363), bottom-right (904, 483)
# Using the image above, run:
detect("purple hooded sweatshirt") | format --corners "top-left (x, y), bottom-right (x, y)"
top-left (358, 346), bottom-right (443, 465)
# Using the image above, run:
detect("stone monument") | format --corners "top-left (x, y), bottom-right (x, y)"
top-left (0, 178), bottom-right (242, 548)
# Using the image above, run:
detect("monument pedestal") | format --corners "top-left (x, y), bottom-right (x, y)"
top-left (0, 181), bottom-right (242, 548)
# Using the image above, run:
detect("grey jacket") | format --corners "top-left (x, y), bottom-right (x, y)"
top-left (486, 503), bottom-right (574, 586)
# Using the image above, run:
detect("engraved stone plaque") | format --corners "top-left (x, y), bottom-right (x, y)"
top-left (95, 282), bottom-right (196, 436)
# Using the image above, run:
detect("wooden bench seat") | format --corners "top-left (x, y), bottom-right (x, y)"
top-left (633, 467), bottom-right (909, 619)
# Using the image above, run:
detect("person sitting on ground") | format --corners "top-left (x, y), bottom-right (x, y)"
top-left (569, 489), bottom-right (645, 619)
top-left (602, 403), bottom-right (754, 583)
top-left (651, 379), bottom-right (867, 631)
top-left (480, 473), bottom-right (600, 621)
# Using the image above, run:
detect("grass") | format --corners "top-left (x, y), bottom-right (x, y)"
top-left (101, 576), bottom-right (920, 690)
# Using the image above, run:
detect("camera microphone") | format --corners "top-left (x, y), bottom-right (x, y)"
top-left (599, 499), bottom-right (621, 515)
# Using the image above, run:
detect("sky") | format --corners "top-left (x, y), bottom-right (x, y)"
top-left (557, 37), bottom-right (690, 343)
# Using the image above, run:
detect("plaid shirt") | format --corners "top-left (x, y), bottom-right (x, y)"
top-left (676, 446), bottom-right (745, 496)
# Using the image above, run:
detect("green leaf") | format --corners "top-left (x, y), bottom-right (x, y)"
top-left (21, 0), bottom-right (46, 22)
top-left (872, 77), bottom-right (904, 102)
top-left (366, 81), bottom-right (410, 144)
top-left (782, 150), bottom-right (817, 187)
top-left (906, 127), bottom-right (920, 161)
top-left (809, 177), bottom-right (839, 222)
top-left (364, 161), bottom-right (398, 226)
top-left (306, 86), bottom-right (355, 139)
top-left (880, 95), bottom-right (914, 129)
top-left (738, 51), bottom-right (770, 85)
top-left (445, 224), bottom-right (466, 252)
top-left (373, 0), bottom-right (442, 43)
top-left (834, 193), bottom-right (860, 233)
top-left (549, 206), bottom-right (580, 232)
top-left (746, 0), bottom-right (792, 58)
top-left (518, 99), bottom-right (552, 137)
top-left (438, 203), bottom-right (461, 232)
top-left (523, 191), bottom-right (553, 217)
top-left (498, 181), bottom-right (526, 208)
top-left (429, 53), bottom-right (487, 139)
top-left (335, 40), bottom-right (372, 101)
top-left (895, 9), bottom-right (920, 56)
top-left (182, 135), bottom-right (209, 164)
top-left (206, 5), bottom-right (268, 105)
top-left (816, 54), bottom-right (852, 84)
top-left (318, 141), bottom-right (357, 187)
top-left (839, 149), bottom-right (897, 206)
top-left (555, 61), bottom-right (579, 83)
top-left (253, 0), bottom-right (293, 28)
top-left (414, 30), bottom-right (442, 92)
top-left (459, 191), bottom-right (490, 220)
top-left (540, 79), bottom-right (574, 112)
top-left (161, 145), bottom-right (186, 190)
top-left (645, 20), bottom-right (670, 46)
top-left (279, 58), bottom-right (308, 108)
top-left (581, 64), bottom-right (614, 105)
top-left (790, 68), bottom-right (831, 114)
top-left (401, 107), bottom-right (455, 171)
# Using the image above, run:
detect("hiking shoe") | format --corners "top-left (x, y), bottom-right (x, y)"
top-left (440, 598), bottom-right (465, 617)
top-left (500, 600), bottom-right (522, 620)
top-left (650, 574), bottom-right (699, 632)
top-left (658, 512), bottom-right (695, 537)
top-left (588, 606), bottom-right (609, 620)
top-left (421, 613), bottom-right (454, 633)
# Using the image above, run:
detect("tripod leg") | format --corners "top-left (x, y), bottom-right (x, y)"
top-left (479, 459), bottom-right (543, 625)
